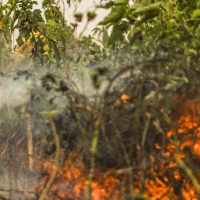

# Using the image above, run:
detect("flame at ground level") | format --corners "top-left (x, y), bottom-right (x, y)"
top-left (35, 98), bottom-right (200, 200)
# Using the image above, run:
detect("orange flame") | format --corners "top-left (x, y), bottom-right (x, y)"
top-left (35, 97), bottom-right (200, 200)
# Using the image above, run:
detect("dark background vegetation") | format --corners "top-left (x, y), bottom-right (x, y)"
top-left (0, 0), bottom-right (200, 199)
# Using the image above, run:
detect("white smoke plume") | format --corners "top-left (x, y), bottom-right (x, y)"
top-left (0, 73), bottom-right (34, 110)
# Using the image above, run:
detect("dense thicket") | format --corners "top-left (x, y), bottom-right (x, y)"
top-left (0, 0), bottom-right (200, 199)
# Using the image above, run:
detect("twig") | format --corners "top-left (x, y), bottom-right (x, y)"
top-left (175, 155), bottom-right (200, 197)
top-left (141, 112), bottom-right (151, 148)
top-left (0, 188), bottom-right (35, 194)
top-left (38, 111), bottom-right (60, 200)
top-left (0, 188), bottom-right (36, 200)
top-left (104, 57), bottom-right (170, 98)
top-left (86, 108), bottom-right (103, 200)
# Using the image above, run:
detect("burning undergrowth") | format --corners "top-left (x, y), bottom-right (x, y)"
top-left (34, 93), bottom-right (200, 200)
top-left (29, 68), bottom-right (200, 199)
top-left (22, 62), bottom-right (200, 199)
top-left (0, 53), bottom-right (200, 199)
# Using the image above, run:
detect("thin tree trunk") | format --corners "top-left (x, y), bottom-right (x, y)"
top-left (26, 115), bottom-right (33, 170)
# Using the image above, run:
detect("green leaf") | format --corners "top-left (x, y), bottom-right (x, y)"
top-left (100, 2), bottom-right (127, 25)
top-left (144, 91), bottom-right (156, 101)
top-left (191, 9), bottom-right (200, 19)
top-left (129, 2), bottom-right (162, 17)
top-left (107, 24), bottom-right (124, 46)
top-left (115, 0), bottom-right (128, 5)
top-left (10, 10), bottom-right (20, 30)
top-left (164, 77), bottom-right (189, 90)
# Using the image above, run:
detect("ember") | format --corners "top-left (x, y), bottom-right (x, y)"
top-left (35, 98), bottom-right (200, 200)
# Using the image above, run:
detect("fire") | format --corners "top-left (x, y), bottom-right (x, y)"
top-left (193, 141), bottom-right (200, 156)
top-left (36, 161), bottom-right (123, 200)
top-left (141, 98), bottom-right (200, 199)
top-left (115, 93), bottom-right (131, 105)
top-left (35, 98), bottom-right (200, 200)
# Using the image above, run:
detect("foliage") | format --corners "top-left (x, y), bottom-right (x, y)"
top-left (0, 0), bottom-right (200, 199)
top-left (99, 0), bottom-right (200, 50)
top-left (0, 0), bottom-right (78, 68)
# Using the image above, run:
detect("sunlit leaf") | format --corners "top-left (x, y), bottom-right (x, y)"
top-left (115, 0), bottom-right (128, 5)
top-left (100, 1), bottom-right (127, 25)
top-left (191, 9), bottom-right (200, 19)
top-left (128, 2), bottom-right (162, 17)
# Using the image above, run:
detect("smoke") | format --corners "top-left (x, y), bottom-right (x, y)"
top-left (0, 73), bottom-right (34, 110)
top-left (0, 46), bottom-right (136, 199)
